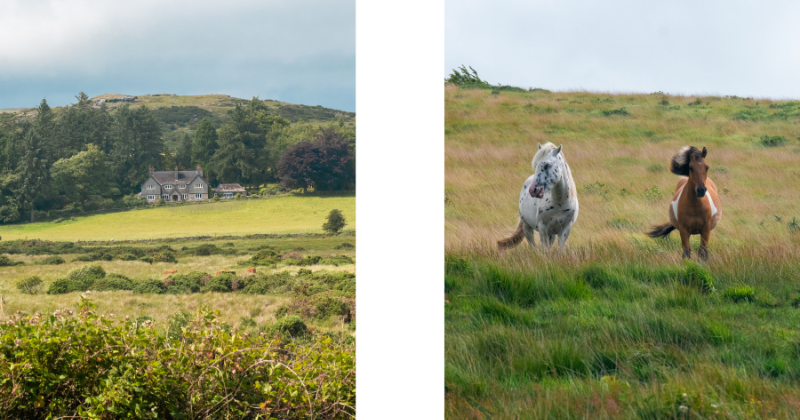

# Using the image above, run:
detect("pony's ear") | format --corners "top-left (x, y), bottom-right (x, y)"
top-left (554, 145), bottom-right (562, 155)
top-left (538, 143), bottom-right (542, 150)
top-left (701, 147), bottom-right (707, 158)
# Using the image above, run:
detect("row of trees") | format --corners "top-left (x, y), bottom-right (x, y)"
top-left (0, 93), bottom-right (355, 224)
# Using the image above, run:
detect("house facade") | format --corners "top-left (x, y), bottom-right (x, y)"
top-left (139, 165), bottom-right (209, 203)
top-left (214, 183), bottom-right (247, 199)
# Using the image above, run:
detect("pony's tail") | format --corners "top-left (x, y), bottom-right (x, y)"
top-left (497, 219), bottom-right (525, 250)
top-left (647, 223), bottom-right (675, 239)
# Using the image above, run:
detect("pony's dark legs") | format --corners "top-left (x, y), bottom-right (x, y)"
top-left (698, 228), bottom-right (710, 261)
top-left (679, 228), bottom-right (691, 259)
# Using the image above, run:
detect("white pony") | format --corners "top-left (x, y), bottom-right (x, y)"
top-left (497, 142), bottom-right (579, 251)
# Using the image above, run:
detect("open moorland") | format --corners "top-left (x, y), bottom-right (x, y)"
top-left (445, 83), bottom-right (800, 419)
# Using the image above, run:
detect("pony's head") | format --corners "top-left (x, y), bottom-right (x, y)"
top-left (671, 146), bottom-right (709, 197)
top-left (529, 143), bottom-right (563, 198)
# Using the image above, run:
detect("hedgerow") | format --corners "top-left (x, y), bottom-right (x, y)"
top-left (0, 297), bottom-right (355, 419)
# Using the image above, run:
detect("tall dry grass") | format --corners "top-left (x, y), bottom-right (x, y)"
top-left (445, 85), bottom-right (800, 256)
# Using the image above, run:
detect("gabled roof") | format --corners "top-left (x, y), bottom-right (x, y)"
top-left (215, 183), bottom-right (246, 192)
top-left (150, 171), bottom-right (203, 186)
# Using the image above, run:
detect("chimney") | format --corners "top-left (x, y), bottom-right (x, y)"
top-left (196, 165), bottom-right (203, 177)
top-left (149, 165), bottom-right (154, 177)
top-left (175, 165), bottom-right (178, 178)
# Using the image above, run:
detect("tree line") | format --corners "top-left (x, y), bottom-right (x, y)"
top-left (0, 93), bottom-right (355, 224)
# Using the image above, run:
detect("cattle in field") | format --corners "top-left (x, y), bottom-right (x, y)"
top-left (247, 267), bottom-right (256, 273)
top-left (163, 270), bottom-right (177, 275)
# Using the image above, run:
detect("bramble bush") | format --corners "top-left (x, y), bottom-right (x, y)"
top-left (0, 297), bottom-right (355, 419)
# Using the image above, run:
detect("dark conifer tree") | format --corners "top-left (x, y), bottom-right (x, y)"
top-left (15, 129), bottom-right (50, 222)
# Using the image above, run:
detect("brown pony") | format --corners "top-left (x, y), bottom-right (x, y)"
top-left (648, 146), bottom-right (722, 260)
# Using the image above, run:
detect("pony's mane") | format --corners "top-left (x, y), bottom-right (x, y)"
top-left (670, 146), bottom-right (703, 176)
top-left (531, 142), bottom-right (558, 169)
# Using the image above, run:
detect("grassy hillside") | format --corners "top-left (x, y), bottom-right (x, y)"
top-left (445, 84), bottom-right (800, 418)
top-left (7, 93), bottom-right (354, 126)
top-left (0, 195), bottom-right (354, 241)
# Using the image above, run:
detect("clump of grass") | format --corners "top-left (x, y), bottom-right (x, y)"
top-left (683, 261), bottom-right (715, 293)
top-left (579, 263), bottom-right (622, 289)
top-left (723, 285), bottom-right (755, 303)
top-left (602, 107), bottom-right (630, 117)
top-left (758, 135), bottom-right (788, 147)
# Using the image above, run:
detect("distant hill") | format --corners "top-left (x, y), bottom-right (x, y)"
top-left (2, 93), bottom-right (354, 129)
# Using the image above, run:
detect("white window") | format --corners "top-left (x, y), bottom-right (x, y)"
top-left (224, 193), bottom-right (234, 197)
top-left (147, 185), bottom-right (155, 190)
top-left (195, 183), bottom-right (204, 188)
top-left (179, 184), bottom-right (186, 189)
top-left (195, 193), bottom-right (202, 199)
top-left (164, 185), bottom-right (172, 189)
top-left (162, 195), bottom-right (169, 200)
top-left (182, 194), bottom-right (188, 199)
top-left (147, 195), bottom-right (155, 200)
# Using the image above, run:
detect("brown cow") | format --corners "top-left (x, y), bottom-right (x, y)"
top-left (163, 270), bottom-right (177, 275)
top-left (216, 270), bottom-right (225, 275)
top-left (247, 267), bottom-right (256, 274)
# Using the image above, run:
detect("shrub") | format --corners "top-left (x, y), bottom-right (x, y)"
top-left (35, 255), bottom-right (65, 265)
top-left (333, 242), bottom-right (354, 250)
top-left (133, 279), bottom-right (166, 294)
top-left (276, 293), bottom-right (354, 322)
top-left (201, 273), bottom-right (235, 293)
top-left (189, 244), bottom-right (235, 256)
top-left (15, 276), bottom-right (43, 295)
top-left (0, 255), bottom-right (23, 267)
top-left (151, 250), bottom-right (177, 263)
top-left (92, 274), bottom-right (135, 291)
top-left (287, 256), bottom-right (322, 267)
top-left (323, 209), bottom-right (347, 234)
top-left (265, 315), bottom-right (308, 338)
top-left (165, 272), bottom-right (209, 294)
top-left (138, 256), bottom-right (154, 264)
top-left (0, 299), bottom-right (354, 419)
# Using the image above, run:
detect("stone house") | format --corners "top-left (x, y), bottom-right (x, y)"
top-left (214, 183), bottom-right (247, 199)
top-left (139, 166), bottom-right (209, 203)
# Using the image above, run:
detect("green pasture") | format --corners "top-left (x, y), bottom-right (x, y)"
top-left (0, 195), bottom-right (355, 241)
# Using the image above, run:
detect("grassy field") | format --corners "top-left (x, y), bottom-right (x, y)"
top-left (0, 233), bottom-right (355, 331)
top-left (0, 195), bottom-right (354, 241)
top-left (445, 84), bottom-right (800, 418)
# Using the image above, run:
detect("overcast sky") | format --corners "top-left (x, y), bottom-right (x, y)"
top-left (0, 0), bottom-right (354, 111)
top-left (446, 1), bottom-right (800, 99)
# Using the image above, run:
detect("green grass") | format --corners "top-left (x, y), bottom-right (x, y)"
top-left (445, 85), bottom-right (800, 418)
top-left (0, 195), bottom-right (354, 241)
